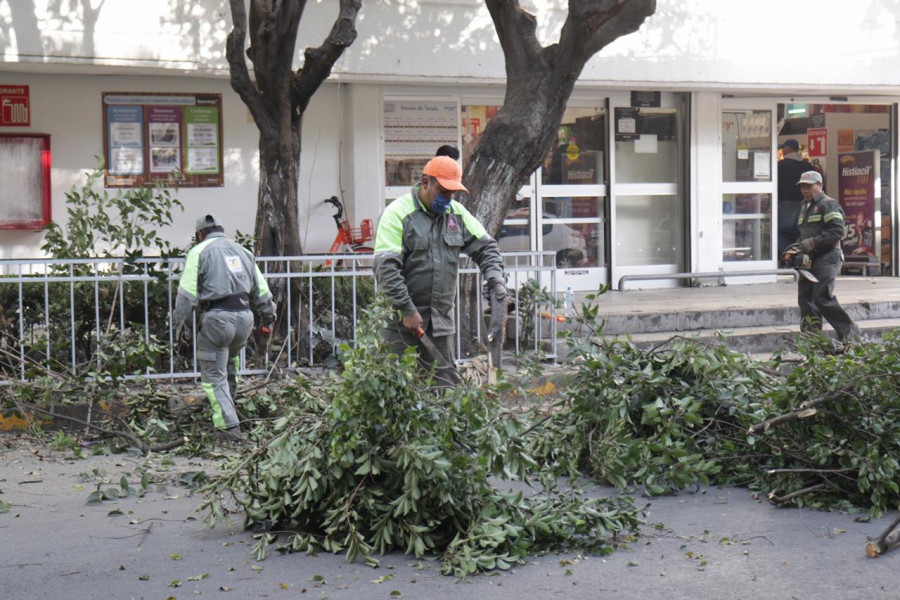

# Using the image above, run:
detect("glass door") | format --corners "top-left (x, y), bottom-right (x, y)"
top-left (609, 92), bottom-right (686, 288)
top-left (536, 106), bottom-right (607, 290)
top-left (720, 99), bottom-right (776, 273)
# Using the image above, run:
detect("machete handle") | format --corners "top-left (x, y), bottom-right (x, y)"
top-left (416, 326), bottom-right (425, 338)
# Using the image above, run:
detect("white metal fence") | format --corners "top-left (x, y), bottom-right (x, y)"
top-left (0, 252), bottom-right (559, 381)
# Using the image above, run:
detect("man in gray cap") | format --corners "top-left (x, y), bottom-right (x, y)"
top-left (173, 214), bottom-right (277, 441)
top-left (792, 171), bottom-right (858, 346)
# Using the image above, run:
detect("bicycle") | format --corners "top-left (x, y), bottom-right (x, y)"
top-left (324, 196), bottom-right (374, 269)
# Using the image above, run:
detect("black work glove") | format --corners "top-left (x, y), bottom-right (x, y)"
top-left (798, 237), bottom-right (816, 254)
top-left (487, 278), bottom-right (507, 302)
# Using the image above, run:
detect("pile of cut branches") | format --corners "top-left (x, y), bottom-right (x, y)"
top-left (200, 301), bottom-right (642, 576)
top-left (533, 293), bottom-right (900, 522)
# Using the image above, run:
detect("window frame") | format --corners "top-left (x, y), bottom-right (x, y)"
top-left (0, 132), bottom-right (51, 230)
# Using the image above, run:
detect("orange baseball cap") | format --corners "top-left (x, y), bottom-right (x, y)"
top-left (423, 156), bottom-right (469, 193)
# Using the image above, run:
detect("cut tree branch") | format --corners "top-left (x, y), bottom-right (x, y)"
top-left (866, 514), bottom-right (900, 558)
top-left (768, 483), bottom-right (827, 505)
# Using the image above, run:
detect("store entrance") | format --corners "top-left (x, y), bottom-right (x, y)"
top-left (777, 102), bottom-right (894, 276)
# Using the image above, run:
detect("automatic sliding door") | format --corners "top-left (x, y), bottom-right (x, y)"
top-left (610, 97), bottom-right (685, 288)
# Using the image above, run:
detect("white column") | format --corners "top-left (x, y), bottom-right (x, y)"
top-left (691, 91), bottom-right (724, 276)
top-left (340, 82), bottom-right (384, 226)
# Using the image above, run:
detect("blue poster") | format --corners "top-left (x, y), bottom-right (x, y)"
top-left (107, 106), bottom-right (144, 175)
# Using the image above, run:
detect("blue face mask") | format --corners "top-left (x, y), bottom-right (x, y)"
top-left (432, 193), bottom-right (452, 214)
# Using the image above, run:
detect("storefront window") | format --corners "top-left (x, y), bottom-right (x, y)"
top-left (543, 110), bottom-right (606, 185)
top-left (614, 108), bottom-right (678, 183)
top-left (722, 110), bottom-right (772, 183)
top-left (723, 193), bottom-right (772, 261)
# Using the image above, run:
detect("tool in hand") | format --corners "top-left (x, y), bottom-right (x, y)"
top-left (416, 325), bottom-right (462, 385)
top-left (781, 243), bottom-right (819, 283)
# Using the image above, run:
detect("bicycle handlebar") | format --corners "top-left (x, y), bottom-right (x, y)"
top-left (324, 196), bottom-right (344, 230)
top-left (324, 196), bottom-right (343, 218)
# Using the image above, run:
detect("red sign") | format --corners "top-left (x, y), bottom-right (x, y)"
top-left (807, 127), bottom-right (827, 157)
top-left (0, 85), bottom-right (30, 126)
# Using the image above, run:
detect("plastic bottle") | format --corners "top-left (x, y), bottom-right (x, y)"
top-left (564, 287), bottom-right (575, 317)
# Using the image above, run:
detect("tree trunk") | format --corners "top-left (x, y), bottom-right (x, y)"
top-left (255, 124), bottom-right (302, 259)
top-left (227, 0), bottom-right (360, 260)
top-left (457, 0), bottom-right (656, 354)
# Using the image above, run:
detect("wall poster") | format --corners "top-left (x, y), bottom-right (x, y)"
top-left (838, 150), bottom-right (879, 259)
top-left (383, 99), bottom-right (458, 187)
top-left (102, 92), bottom-right (223, 188)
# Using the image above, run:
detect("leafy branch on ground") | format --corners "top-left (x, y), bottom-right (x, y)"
top-left (528, 287), bottom-right (900, 519)
top-left (199, 297), bottom-right (643, 576)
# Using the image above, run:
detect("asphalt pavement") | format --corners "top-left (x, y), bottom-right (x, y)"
top-left (2, 440), bottom-right (897, 600)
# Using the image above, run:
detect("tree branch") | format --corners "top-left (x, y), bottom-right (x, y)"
top-left (485, 0), bottom-right (545, 79)
top-left (866, 515), bottom-right (900, 558)
top-left (553, 1), bottom-right (656, 69)
top-left (11, 400), bottom-right (187, 456)
top-left (767, 483), bottom-right (827, 505)
top-left (227, 0), bottom-right (273, 135)
top-left (292, 0), bottom-right (361, 114)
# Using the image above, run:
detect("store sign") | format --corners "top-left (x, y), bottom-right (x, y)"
top-left (630, 91), bottom-right (661, 108)
top-left (0, 85), bottom-right (30, 126)
top-left (807, 127), bottom-right (827, 157)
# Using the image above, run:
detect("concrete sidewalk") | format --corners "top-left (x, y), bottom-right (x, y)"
top-left (2, 440), bottom-right (897, 600)
top-left (591, 276), bottom-right (900, 317)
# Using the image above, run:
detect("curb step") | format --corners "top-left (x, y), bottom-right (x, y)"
top-left (601, 317), bottom-right (900, 354)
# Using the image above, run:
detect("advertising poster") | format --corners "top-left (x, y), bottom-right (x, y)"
top-left (107, 106), bottom-right (144, 175)
top-left (837, 150), bottom-right (879, 257)
top-left (148, 106), bottom-right (181, 174)
top-left (184, 106), bottom-right (220, 174)
top-left (807, 127), bottom-right (827, 157)
top-left (102, 92), bottom-right (223, 187)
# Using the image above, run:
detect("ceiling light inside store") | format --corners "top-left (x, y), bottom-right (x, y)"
top-left (786, 103), bottom-right (807, 116)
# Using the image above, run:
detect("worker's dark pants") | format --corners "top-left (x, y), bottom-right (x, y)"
top-left (197, 309), bottom-right (254, 430)
top-left (380, 321), bottom-right (457, 387)
top-left (798, 248), bottom-right (858, 342)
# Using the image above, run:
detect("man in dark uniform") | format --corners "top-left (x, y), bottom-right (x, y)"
top-left (793, 171), bottom-right (859, 344)
top-left (777, 139), bottom-right (814, 257)
top-left (373, 156), bottom-right (505, 384)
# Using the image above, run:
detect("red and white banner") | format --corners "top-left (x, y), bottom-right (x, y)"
top-left (0, 85), bottom-right (30, 126)
top-left (807, 127), bottom-right (827, 157)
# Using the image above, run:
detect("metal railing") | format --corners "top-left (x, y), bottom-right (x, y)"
top-left (0, 252), bottom-right (559, 382)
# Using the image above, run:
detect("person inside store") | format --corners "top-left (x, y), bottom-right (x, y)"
top-left (777, 138), bottom-right (814, 257)
top-left (791, 171), bottom-right (859, 347)
top-left (435, 144), bottom-right (460, 160)
top-left (373, 156), bottom-right (506, 385)
top-left (173, 214), bottom-right (277, 442)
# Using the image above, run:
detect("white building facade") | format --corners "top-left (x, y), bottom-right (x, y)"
top-left (2, 0), bottom-right (899, 291)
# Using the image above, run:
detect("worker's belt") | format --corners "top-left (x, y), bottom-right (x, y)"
top-left (201, 293), bottom-right (250, 312)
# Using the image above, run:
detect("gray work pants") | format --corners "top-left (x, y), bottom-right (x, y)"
top-left (798, 248), bottom-right (858, 342)
top-left (197, 309), bottom-right (254, 430)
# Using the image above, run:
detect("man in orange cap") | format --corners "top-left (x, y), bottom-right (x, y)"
top-left (374, 156), bottom-right (505, 383)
